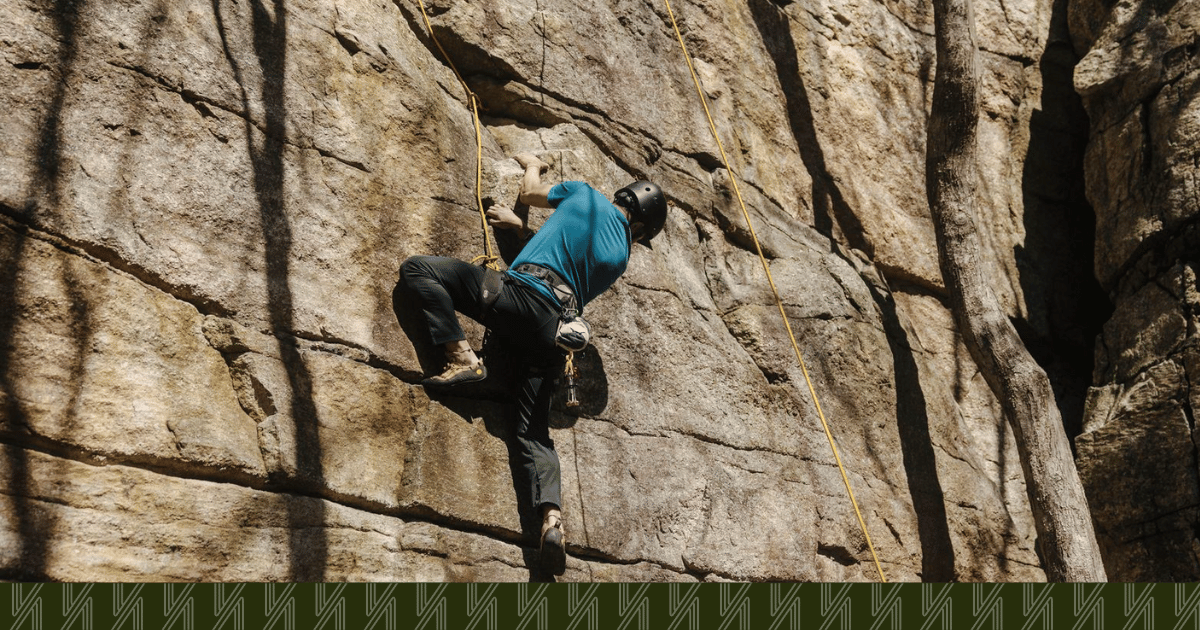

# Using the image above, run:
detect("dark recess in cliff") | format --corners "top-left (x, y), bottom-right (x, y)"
top-left (1016, 0), bottom-right (1112, 445)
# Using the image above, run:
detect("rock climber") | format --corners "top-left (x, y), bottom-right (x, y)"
top-left (399, 153), bottom-right (668, 576)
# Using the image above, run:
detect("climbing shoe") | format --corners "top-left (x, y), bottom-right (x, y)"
top-left (540, 516), bottom-right (566, 576)
top-left (422, 361), bottom-right (487, 387)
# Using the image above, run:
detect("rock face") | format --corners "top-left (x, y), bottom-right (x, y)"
top-left (1070, 0), bottom-right (1200, 581)
top-left (0, 0), bottom-right (1168, 582)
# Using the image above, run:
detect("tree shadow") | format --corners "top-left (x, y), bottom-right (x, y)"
top-left (30, 0), bottom-right (83, 214)
top-left (0, 230), bottom-right (43, 581)
top-left (865, 282), bottom-right (957, 581)
top-left (746, 0), bottom-right (872, 256)
top-left (213, 0), bottom-right (328, 581)
top-left (746, 0), bottom-right (956, 579)
top-left (0, 0), bottom-right (92, 581)
top-left (1, 229), bottom-right (91, 584)
top-left (107, 0), bottom-right (169, 250)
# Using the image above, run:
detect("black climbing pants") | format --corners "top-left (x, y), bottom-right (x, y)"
top-left (400, 255), bottom-right (565, 513)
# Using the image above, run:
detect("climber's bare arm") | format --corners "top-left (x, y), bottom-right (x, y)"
top-left (486, 204), bottom-right (525, 232)
top-left (515, 153), bottom-right (553, 208)
top-left (488, 154), bottom-right (555, 238)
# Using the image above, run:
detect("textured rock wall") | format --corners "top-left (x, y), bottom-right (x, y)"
top-left (0, 0), bottom-right (1102, 581)
top-left (1071, 0), bottom-right (1200, 581)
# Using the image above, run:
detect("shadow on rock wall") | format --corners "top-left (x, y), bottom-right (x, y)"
top-left (864, 281), bottom-right (957, 581)
top-left (214, 0), bottom-right (329, 581)
top-left (1016, 0), bottom-right (1110, 445)
top-left (1, 233), bottom-right (45, 582)
top-left (746, 0), bottom-right (966, 580)
top-left (745, 0), bottom-right (871, 257)
top-left (1, 0), bottom-right (91, 582)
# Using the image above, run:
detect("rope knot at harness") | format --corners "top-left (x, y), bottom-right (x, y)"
top-left (471, 254), bottom-right (502, 271)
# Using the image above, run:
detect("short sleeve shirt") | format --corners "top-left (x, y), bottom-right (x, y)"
top-left (509, 181), bottom-right (631, 309)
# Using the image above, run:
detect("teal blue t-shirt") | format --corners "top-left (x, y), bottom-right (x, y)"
top-left (509, 181), bottom-right (631, 310)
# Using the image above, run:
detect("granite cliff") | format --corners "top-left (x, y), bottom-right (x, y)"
top-left (0, 0), bottom-right (1195, 581)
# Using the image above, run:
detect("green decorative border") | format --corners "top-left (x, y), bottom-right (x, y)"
top-left (1, 583), bottom-right (1192, 629)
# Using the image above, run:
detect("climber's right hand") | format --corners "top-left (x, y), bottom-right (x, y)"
top-left (486, 205), bottom-right (524, 231)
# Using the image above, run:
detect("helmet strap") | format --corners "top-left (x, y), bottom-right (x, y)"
top-left (629, 221), bottom-right (646, 244)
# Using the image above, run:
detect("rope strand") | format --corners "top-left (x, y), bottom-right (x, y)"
top-left (415, 0), bottom-right (500, 269)
top-left (662, 0), bottom-right (887, 583)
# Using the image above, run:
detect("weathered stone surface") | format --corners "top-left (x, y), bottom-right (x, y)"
top-left (0, 220), bottom-right (263, 478)
top-left (888, 291), bottom-right (1045, 581)
top-left (569, 418), bottom-right (823, 581)
top-left (1077, 361), bottom-right (1200, 581)
top-left (1094, 264), bottom-right (1191, 383)
top-left (1071, 0), bottom-right (1200, 580)
top-left (201, 314), bottom-right (532, 533)
top-left (0, 0), bottom-right (1120, 582)
top-left (0, 448), bottom-right (693, 582)
top-left (0, 0), bottom-right (485, 374)
top-left (1071, 1), bottom-right (1200, 288)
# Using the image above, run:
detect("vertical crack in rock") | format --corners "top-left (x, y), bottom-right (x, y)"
top-left (535, 0), bottom-right (548, 97)
top-left (1017, 11), bottom-right (1112, 445)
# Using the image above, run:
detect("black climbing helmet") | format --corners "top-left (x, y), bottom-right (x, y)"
top-left (614, 180), bottom-right (667, 245)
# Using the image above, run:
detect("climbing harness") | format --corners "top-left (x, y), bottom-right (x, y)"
top-left (512, 262), bottom-right (591, 404)
top-left (512, 263), bottom-right (579, 314)
top-left (662, 0), bottom-right (887, 582)
top-left (415, 0), bottom-right (501, 272)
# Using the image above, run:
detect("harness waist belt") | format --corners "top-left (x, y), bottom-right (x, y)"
top-left (512, 263), bottom-right (578, 313)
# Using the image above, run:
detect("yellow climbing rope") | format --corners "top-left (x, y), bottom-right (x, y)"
top-left (415, 0), bottom-right (500, 270)
top-left (662, 0), bottom-right (887, 582)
